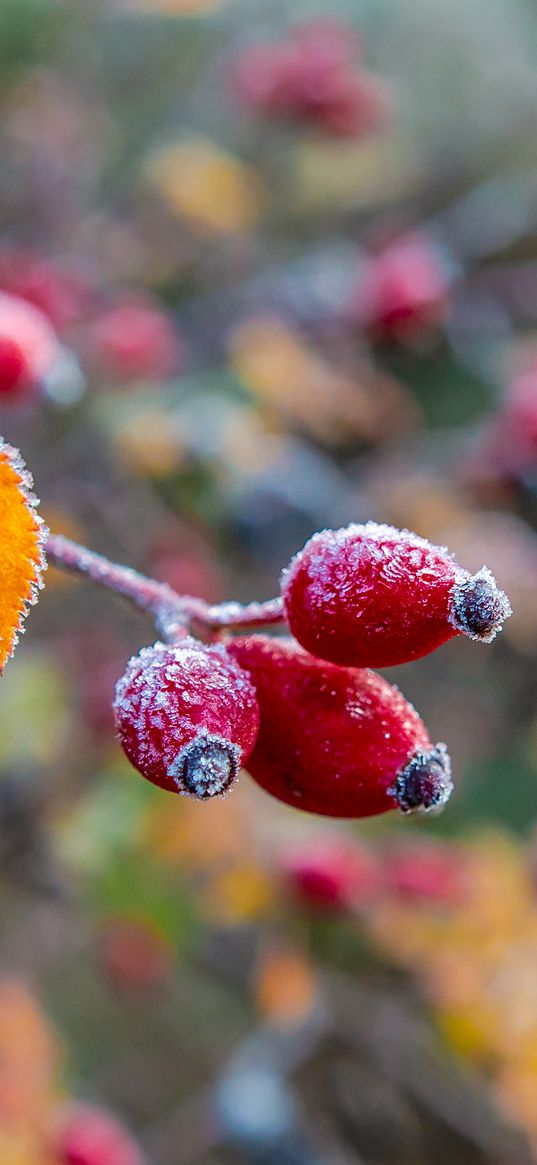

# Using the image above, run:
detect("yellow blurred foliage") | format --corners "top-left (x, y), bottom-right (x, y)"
top-left (364, 832), bottom-right (537, 1152)
top-left (118, 0), bottom-right (223, 12)
top-left (255, 946), bottom-right (318, 1029)
top-left (0, 651), bottom-right (72, 768)
top-left (294, 137), bottom-right (421, 214)
top-left (201, 861), bottom-right (277, 925)
top-left (0, 980), bottom-right (61, 1131)
top-left (229, 316), bottom-right (414, 445)
top-left (146, 138), bottom-right (265, 235)
top-left (144, 785), bottom-right (249, 870)
top-left (114, 409), bottom-right (186, 477)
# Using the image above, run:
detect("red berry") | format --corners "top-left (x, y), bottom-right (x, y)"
top-left (0, 291), bottom-right (58, 397)
top-left (385, 840), bottom-right (467, 904)
top-left (351, 233), bottom-right (450, 341)
top-left (113, 639), bottom-right (259, 798)
top-left (92, 300), bottom-right (181, 382)
top-left (228, 635), bottom-right (452, 819)
top-left (281, 836), bottom-right (383, 910)
top-left (234, 21), bottom-right (390, 139)
top-left (282, 521), bottom-right (511, 668)
top-left (0, 335), bottom-right (26, 395)
top-left (57, 1103), bottom-right (145, 1165)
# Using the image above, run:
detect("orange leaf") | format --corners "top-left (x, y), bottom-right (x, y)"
top-left (0, 440), bottom-right (46, 671)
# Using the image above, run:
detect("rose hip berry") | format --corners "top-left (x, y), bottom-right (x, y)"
top-left (228, 635), bottom-right (452, 818)
top-left (114, 638), bottom-right (259, 798)
top-left (282, 521), bottom-right (511, 669)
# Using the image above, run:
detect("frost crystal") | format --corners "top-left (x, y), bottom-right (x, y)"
top-left (388, 743), bottom-right (453, 816)
top-left (449, 567), bottom-right (512, 643)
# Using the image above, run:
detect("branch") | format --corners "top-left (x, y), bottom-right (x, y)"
top-left (45, 534), bottom-right (285, 640)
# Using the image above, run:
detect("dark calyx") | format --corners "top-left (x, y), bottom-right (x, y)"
top-left (176, 734), bottom-right (240, 799)
top-left (389, 743), bottom-right (453, 816)
top-left (451, 570), bottom-right (511, 643)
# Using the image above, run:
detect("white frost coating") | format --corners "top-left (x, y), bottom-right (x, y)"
top-left (113, 636), bottom-right (258, 783)
top-left (387, 742), bottom-right (453, 817)
top-left (167, 728), bottom-right (241, 800)
top-left (281, 520), bottom-right (454, 597)
top-left (0, 438), bottom-right (48, 668)
top-left (448, 566), bottom-right (513, 643)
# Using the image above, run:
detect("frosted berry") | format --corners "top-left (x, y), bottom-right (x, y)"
top-left (114, 638), bottom-right (259, 798)
top-left (281, 836), bottom-right (383, 910)
top-left (282, 521), bottom-right (512, 668)
top-left (228, 635), bottom-right (452, 819)
top-left (56, 1103), bottom-right (145, 1165)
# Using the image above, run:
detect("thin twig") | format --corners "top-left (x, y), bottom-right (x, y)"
top-left (45, 533), bottom-right (286, 639)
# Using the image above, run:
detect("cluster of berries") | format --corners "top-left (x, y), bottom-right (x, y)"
top-left (234, 19), bottom-right (391, 139)
top-left (114, 522), bottom-right (511, 820)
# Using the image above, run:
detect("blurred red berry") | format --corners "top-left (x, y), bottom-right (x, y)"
top-left (485, 354), bottom-right (537, 477)
top-left (352, 234), bottom-right (451, 341)
top-left (57, 1103), bottom-right (145, 1165)
top-left (228, 635), bottom-right (452, 818)
top-left (92, 300), bottom-right (182, 382)
top-left (114, 638), bottom-right (259, 798)
top-left (100, 915), bottom-right (172, 991)
top-left (234, 20), bottom-right (390, 139)
top-left (281, 836), bottom-right (383, 910)
top-left (0, 291), bottom-right (59, 397)
top-left (0, 249), bottom-right (89, 328)
top-left (0, 335), bottom-right (26, 396)
top-left (385, 840), bottom-right (468, 904)
top-left (282, 521), bottom-right (511, 669)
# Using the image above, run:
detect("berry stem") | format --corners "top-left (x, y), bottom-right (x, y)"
top-left (45, 533), bottom-right (285, 637)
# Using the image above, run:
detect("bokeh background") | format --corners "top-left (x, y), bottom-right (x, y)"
top-left (1, 1), bottom-right (537, 1162)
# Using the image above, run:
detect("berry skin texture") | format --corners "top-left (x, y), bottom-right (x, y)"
top-left (282, 522), bottom-right (512, 669)
top-left (56, 1103), bottom-right (145, 1165)
top-left (113, 639), bottom-right (259, 799)
top-left (227, 635), bottom-right (452, 819)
